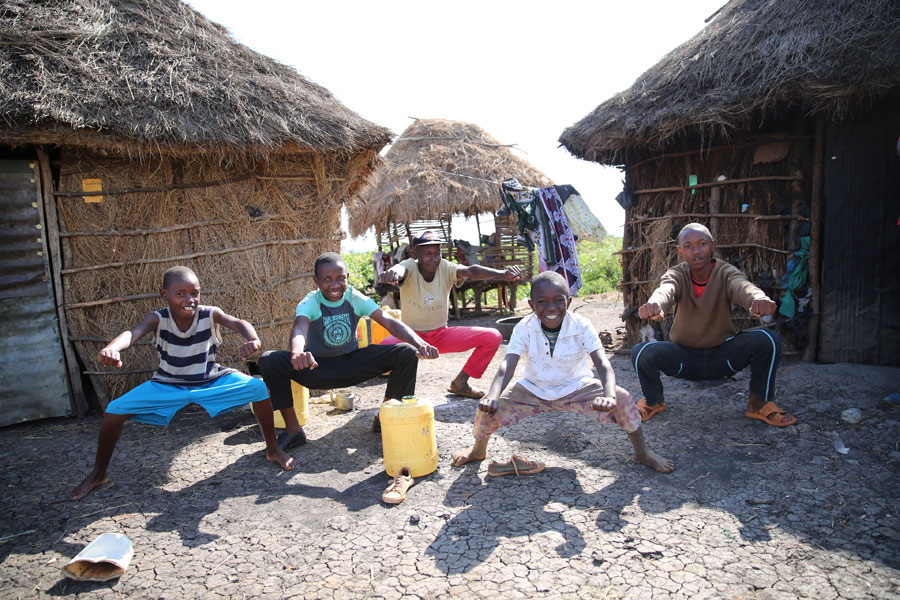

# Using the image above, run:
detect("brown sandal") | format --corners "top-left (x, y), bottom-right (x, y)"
top-left (447, 383), bottom-right (484, 399)
top-left (487, 455), bottom-right (545, 477)
top-left (637, 396), bottom-right (667, 421)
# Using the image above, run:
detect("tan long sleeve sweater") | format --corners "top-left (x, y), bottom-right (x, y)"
top-left (647, 260), bottom-right (770, 349)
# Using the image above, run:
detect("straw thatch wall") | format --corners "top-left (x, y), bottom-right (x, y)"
top-left (58, 149), bottom-right (379, 403)
top-left (618, 133), bottom-right (810, 345)
top-left (349, 119), bottom-right (549, 237)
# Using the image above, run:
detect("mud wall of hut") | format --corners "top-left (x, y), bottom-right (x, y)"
top-left (55, 149), bottom-right (360, 404)
top-left (620, 134), bottom-right (813, 349)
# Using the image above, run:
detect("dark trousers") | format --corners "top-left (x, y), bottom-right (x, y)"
top-left (631, 329), bottom-right (782, 406)
top-left (258, 344), bottom-right (418, 411)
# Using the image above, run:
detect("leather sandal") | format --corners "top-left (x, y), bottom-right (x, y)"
top-left (746, 401), bottom-right (797, 427)
top-left (637, 396), bottom-right (667, 422)
top-left (487, 455), bottom-right (545, 477)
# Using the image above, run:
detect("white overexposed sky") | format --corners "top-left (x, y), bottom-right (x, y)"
top-left (186, 0), bottom-right (725, 251)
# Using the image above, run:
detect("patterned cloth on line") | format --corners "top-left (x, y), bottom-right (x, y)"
top-left (561, 191), bottom-right (607, 243)
top-left (536, 186), bottom-right (582, 295)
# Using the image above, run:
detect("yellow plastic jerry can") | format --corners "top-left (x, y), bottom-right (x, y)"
top-left (251, 378), bottom-right (309, 429)
top-left (357, 317), bottom-right (369, 348)
top-left (369, 307), bottom-right (401, 345)
top-left (379, 396), bottom-right (438, 478)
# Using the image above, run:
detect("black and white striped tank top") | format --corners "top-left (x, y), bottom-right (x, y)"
top-left (150, 306), bottom-right (235, 386)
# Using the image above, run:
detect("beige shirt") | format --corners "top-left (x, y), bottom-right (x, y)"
top-left (397, 258), bottom-right (462, 332)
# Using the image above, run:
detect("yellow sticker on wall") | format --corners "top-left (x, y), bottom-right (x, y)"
top-left (82, 178), bottom-right (103, 203)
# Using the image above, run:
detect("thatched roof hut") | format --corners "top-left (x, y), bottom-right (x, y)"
top-left (0, 0), bottom-right (391, 424)
top-left (349, 118), bottom-right (550, 314)
top-left (559, 0), bottom-right (900, 365)
top-left (349, 118), bottom-right (549, 237)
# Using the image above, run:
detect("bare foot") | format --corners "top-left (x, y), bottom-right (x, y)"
top-left (266, 448), bottom-right (295, 471)
top-left (69, 473), bottom-right (109, 501)
top-left (451, 445), bottom-right (486, 467)
top-left (636, 450), bottom-right (675, 473)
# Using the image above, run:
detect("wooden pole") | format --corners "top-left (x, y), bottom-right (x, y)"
top-left (36, 149), bottom-right (88, 417)
top-left (804, 117), bottom-right (826, 362)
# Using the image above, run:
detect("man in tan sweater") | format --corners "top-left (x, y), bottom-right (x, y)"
top-left (631, 223), bottom-right (796, 427)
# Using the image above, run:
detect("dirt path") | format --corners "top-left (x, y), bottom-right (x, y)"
top-left (1, 295), bottom-right (899, 599)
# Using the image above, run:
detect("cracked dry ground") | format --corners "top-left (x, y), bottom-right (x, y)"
top-left (2, 295), bottom-right (899, 599)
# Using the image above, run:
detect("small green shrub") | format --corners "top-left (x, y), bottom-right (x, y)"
top-left (577, 236), bottom-right (623, 295)
top-left (343, 251), bottom-right (378, 300)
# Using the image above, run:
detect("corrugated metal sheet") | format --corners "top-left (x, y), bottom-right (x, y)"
top-left (0, 160), bottom-right (47, 299)
top-left (819, 96), bottom-right (900, 366)
top-left (0, 160), bottom-right (70, 425)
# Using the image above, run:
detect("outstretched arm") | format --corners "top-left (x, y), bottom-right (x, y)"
top-left (370, 309), bottom-right (438, 359)
top-left (478, 353), bottom-right (521, 415)
top-left (288, 315), bottom-right (318, 370)
top-left (457, 264), bottom-right (521, 283)
top-left (212, 308), bottom-right (262, 360)
top-left (377, 262), bottom-right (410, 286)
top-left (638, 270), bottom-right (679, 320)
top-left (589, 349), bottom-right (617, 412)
top-left (97, 312), bottom-right (160, 368)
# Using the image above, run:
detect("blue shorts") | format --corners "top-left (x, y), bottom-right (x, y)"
top-left (105, 372), bottom-right (268, 426)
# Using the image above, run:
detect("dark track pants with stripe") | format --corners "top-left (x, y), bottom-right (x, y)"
top-left (630, 329), bottom-right (781, 407)
top-left (258, 344), bottom-right (418, 411)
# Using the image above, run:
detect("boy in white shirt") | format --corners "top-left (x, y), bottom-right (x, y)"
top-left (451, 271), bottom-right (674, 475)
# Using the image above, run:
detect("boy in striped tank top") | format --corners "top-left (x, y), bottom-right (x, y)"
top-left (69, 266), bottom-right (291, 501)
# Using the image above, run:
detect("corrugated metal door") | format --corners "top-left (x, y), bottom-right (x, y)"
top-left (819, 98), bottom-right (900, 366)
top-left (0, 159), bottom-right (70, 424)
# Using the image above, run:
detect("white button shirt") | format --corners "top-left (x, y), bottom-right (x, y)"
top-left (506, 312), bottom-right (603, 400)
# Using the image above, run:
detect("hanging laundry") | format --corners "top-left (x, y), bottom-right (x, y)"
top-left (554, 185), bottom-right (607, 243)
top-left (497, 178), bottom-right (583, 295)
top-left (536, 187), bottom-right (583, 296)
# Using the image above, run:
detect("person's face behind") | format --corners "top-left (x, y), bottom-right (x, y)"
top-left (415, 244), bottom-right (443, 277)
top-left (161, 275), bottom-right (201, 323)
top-left (528, 280), bottom-right (571, 330)
top-left (677, 230), bottom-right (716, 273)
top-left (314, 262), bottom-right (348, 302)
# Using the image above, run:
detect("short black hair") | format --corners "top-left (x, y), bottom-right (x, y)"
top-left (314, 252), bottom-right (346, 277)
top-left (530, 271), bottom-right (569, 299)
top-left (162, 266), bottom-right (198, 289)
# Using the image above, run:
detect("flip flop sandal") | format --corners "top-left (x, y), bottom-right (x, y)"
top-left (746, 401), bottom-right (797, 427)
top-left (447, 384), bottom-right (485, 399)
top-left (637, 396), bottom-right (667, 422)
top-left (277, 428), bottom-right (307, 450)
top-left (382, 467), bottom-right (415, 504)
top-left (487, 454), bottom-right (546, 477)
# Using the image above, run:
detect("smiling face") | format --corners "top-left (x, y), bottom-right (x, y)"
top-left (528, 279), bottom-right (572, 330)
top-left (161, 274), bottom-right (201, 326)
top-left (414, 244), bottom-right (443, 280)
top-left (677, 229), bottom-right (716, 278)
top-left (313, 260), bottom-right (349, 302)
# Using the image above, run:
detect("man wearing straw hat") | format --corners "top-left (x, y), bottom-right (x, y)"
top-left (378, 230), bottom-right (521, 412)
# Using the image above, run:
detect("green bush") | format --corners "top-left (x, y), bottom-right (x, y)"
top-left (343, 251), bottom-right (378, 300)
top-left (577, 235), bottom-right (623, 295)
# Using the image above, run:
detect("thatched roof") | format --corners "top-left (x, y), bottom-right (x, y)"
top-left (0, 0), bottom-right (391, 155)
top-left (349, 119), bottom-right (549, 237)
top-left (559, 0), bottom-right (900, 165)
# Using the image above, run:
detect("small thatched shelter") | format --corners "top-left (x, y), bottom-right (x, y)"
top-left (0, 0), bottom-right (391, 425)
top-left (560, 0), bottom-right (900, 365)
top-left (349, 118), bottom-right (549, 313)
